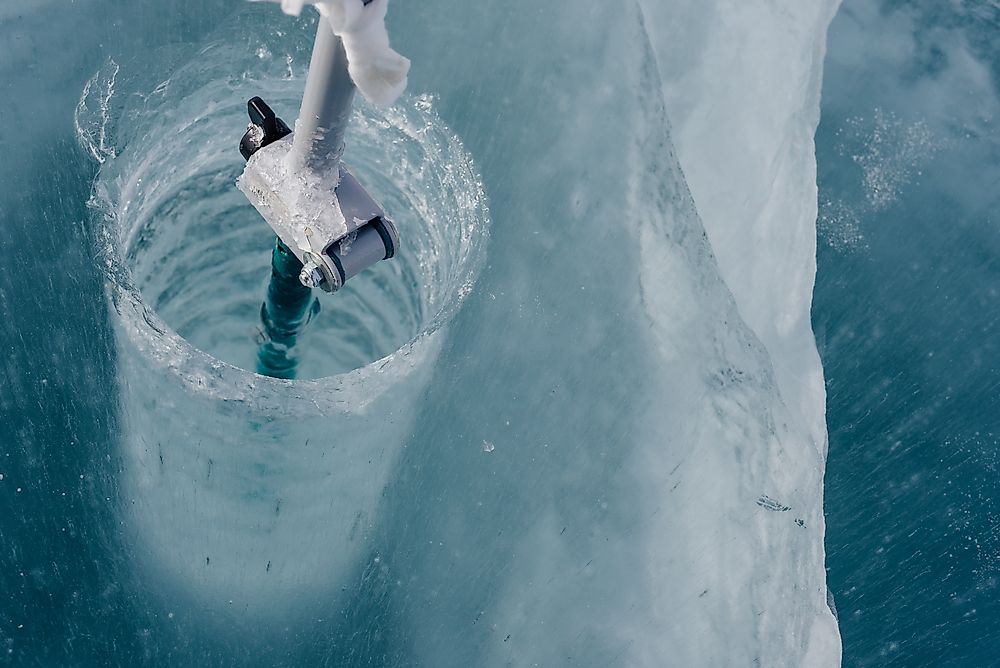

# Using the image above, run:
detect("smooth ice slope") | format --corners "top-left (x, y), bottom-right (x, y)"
top-left (643, 1), bottom-right (844, 658)
top-left (642, 0), bottom-right (842, 453)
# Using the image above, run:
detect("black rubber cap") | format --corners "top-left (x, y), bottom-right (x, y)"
top-left (240, 97), bottom-right (292, 161)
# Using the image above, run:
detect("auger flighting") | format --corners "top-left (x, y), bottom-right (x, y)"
top-left (237, 0), bottom-right (409, 379)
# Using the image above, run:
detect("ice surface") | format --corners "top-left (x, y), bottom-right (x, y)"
top-left (3, 0), bottom-right (841, 664)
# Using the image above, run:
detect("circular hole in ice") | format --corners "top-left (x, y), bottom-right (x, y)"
top-left (101, 87), bottom-right (488, 383)
top-left (78, 40), bottom-right (489, 622)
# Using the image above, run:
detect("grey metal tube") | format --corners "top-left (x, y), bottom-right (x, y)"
top-left (289, 18), bottom-right (356, 173)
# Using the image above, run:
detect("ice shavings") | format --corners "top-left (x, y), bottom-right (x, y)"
top-left (74, 59), bottom-right (119, 164)
top-left (841, 108), bottom-right (936, 211)
top-left (639, 0), bottom-right (844, 662)
top-left (237, 133), bottom-right (354, 258)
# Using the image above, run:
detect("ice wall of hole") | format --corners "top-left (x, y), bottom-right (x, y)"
top-left (77, 33), bottom-right (488, 619)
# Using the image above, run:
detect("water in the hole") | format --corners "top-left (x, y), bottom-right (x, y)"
top-left (9, 0), bottom-right (997, 665)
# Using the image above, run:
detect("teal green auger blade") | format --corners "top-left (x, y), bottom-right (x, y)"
top-left (257, 238), bottom-right (319, 379)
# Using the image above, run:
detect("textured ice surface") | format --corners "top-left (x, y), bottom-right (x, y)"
top-left (3, 0), bottom-right (840, 664)
top-left (642, 0), bottom-right (842, 455)
top-left (237, 134), bottom-right (359, 258)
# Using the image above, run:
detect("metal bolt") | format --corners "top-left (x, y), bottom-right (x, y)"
top-left (299, 260), bottom-right (325, 289)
